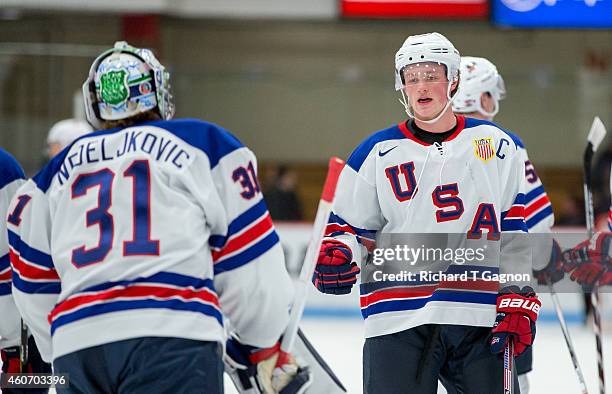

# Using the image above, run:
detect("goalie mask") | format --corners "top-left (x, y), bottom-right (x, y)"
top-left (394, 32), bottom-right (461, 124)
top-left (452, 56), bottom-right (506, 118)
top-left (82, 41), bottom-right (175, 129)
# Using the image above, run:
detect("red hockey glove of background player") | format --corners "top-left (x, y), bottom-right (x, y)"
top-left (562, 232), bottom-right (612, 290)
top-left (490, 286), bottom-right (541, 356)
top-left (312, 239), bottom-right (360, 295)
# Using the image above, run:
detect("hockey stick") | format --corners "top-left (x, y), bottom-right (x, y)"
top-left (19, 319), bottom-right (28, 372)
top-left (583, 116), bottom-right (607, 394)
top-left (276, 157), bottom-right (346, 384)
top-left (548, 280), bottom-right (589, 394)
top-left (503, 341), bottom-right (514, 394)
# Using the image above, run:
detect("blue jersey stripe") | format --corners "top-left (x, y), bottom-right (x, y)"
top-left (346, 126), bottom-right (406, 172)
top-left (327, 212), bottom-right (377, 238)
top-left (0, 254), bottom-right (9, 271)
top-left (0, 283), bottom-right (11, 296)
top-left (526, 206), bottom-right (554, 229)
top-left (82, 272), bottom-right (215, 294)
top-left (214, 230), bottom-right (280, 274)
top-left (361, 290), bottom-right (497, 319)
top-left (209, 199), bottom-right (269, 249)
top-left (50, 298), bottom-right (223, 335)
top-left (464, 118), bottom-right (524, 149)
top-left (501, 219), bottom-right (528, 232)
top-left (11, 272), bottom-right (61, 294)
top-left (7, 230), bottom-right (54, 269)
top-left (525, 186), bottom-right (545, 204)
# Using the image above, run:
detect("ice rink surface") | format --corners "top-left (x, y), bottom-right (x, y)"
top-left (226, 318), bottom-right (612, 394)
top-left (4, 317), bottom-right (611, 394)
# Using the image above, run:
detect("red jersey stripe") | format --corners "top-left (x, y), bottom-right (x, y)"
top-left (49, 285), bottom-right (220, 323)
top-left (10, 250), bottom-right (59, 281)
top-left (212, 214), bottom-right (273, 262)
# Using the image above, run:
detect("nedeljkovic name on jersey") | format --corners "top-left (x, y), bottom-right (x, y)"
top-left (56, 129), bottom-right (191, 185)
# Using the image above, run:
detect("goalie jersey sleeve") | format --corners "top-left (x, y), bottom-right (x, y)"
top-left (7, 119), bottom-right (293, 361)
top-left (0, 149), bottom-right (26, 349)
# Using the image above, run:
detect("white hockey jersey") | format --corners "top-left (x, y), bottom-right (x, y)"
top-left (0, 149), bottom-right (26, 349)
top-left (7, 119), bottom-right (294, 361)
top-left (325, 116), bottom-right (532, 338)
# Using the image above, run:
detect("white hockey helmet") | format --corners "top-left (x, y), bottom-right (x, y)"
top-left (453, 56), bottom-right (506, 118)
top-left (82, 41), bottom-right (174, 129)
top-left (394, 32), bottom-right (460, 91)
top-left (394, 32), bottom-right (461, 123)
top-left (47, 118), bottom-right (93, 148)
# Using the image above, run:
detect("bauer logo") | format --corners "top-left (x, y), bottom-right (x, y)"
top-left (499, 298), bottom-right (541, 314)
top-left (473, 138), bottom-right (495, 162)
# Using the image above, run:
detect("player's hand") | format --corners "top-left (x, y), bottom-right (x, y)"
top-left (560, 232), bottom-right (612, 290)
top-left (533, 239), bottom-right (565, 285)
top-left (559, 232), bottom-right (612, 272)
top-left (312, 239), bottom-right (359, 295)
top-left (489, 286), bottom-right (541, 357)
top-left (1, 340), bottom-right (50, 374)
top-left (224, 337), bottom-right (312, 394)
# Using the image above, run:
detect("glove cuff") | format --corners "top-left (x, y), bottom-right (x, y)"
top-left (496, 293), bottom-right (541, 322)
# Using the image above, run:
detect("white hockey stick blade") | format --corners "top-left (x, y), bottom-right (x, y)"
top-left (587, 116), bottom-right (607, 152)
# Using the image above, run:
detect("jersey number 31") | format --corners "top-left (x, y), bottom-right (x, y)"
top-left (70, 159), bottom-right (159, 267)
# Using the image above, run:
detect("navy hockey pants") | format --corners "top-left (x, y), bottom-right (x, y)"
top-left (363, 324), bottom-right (520, 394)
top-left (53, 337), bottom-right (223, 394)
top-left (516, 345), bottom-right (532, 375)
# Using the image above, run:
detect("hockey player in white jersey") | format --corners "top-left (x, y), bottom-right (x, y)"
top-left (6, 41), bottom-right (307, 393)
top-left (0, 151), bottom-right (26, 355)
top-left (453, 56), bottom-right (555, 394)
top-left (1, 149), bottom-right (52, 394)
top-left (313, 32), bottom-right (540, 393)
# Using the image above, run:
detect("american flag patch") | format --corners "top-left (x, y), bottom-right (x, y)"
top-left (473, 138), bottom-right (495, 161)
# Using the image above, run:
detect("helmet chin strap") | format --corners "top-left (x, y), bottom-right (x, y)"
top-left (399, 81), bottom-right (457, 125)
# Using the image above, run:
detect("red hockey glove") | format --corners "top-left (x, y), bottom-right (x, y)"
top-left (559, 232), bottom-right (612, 272)
top-left (490, 286), bottom-right (541, 357)
top-left (312, 240), bottom-right (359, 295)
top-left (533, 239), bottom-right (565, 285)
top-left (562, 232), bottom-right (612, 290)
top-left (1, 338), bottom-right (51, 375)
top-left (0, 346), bottom-right (21, 373)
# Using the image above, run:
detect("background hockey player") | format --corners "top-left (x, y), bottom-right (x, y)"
top-left (312, 32), bottom-right (539, 393)
top-left (6, 41), bottom-right (306, 393)
top-left (45, 118), bottom-right (93, 159)
top-left (452, 56), bottom-right (555, 394)
top-left (1, 148), bottom-right (52, 394)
